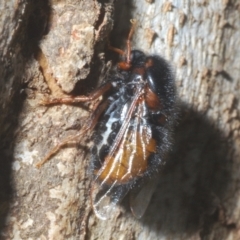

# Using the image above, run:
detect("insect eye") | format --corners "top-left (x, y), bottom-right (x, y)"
top-left (130, 50), bottom-right (146, 66)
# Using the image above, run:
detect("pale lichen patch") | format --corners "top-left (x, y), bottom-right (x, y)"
top-left (49, 186), bottom-right (64, 200)
top-left (14, 140), bottom-right (38, 165)
top-left (12, 160), bottom-right (21, 171)
top-left (56, 162), bottom-right (70, 176)
top-left (46, 211), bottom-right (63, 240)
top-left (21, 218), bottom-right (34, 229)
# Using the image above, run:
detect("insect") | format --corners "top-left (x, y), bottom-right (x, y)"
top-left (36, 20), bottom-right (177, 220)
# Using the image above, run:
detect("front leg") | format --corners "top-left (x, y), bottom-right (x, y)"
top-left (41, 81), bottom-right (113, 105)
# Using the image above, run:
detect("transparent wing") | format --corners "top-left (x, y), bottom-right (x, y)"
top-left (91, 181), bottom-right (129, 220)
top-left (130, 176), bottom-right (158, 219)
top-left (91, 87), bottom-right (158, 220)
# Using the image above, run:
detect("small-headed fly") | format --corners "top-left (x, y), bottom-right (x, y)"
top-left (36, 20), bottom-right (177, 220)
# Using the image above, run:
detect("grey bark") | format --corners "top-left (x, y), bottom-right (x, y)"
top-left (0, 0), bottom-right (239, 239)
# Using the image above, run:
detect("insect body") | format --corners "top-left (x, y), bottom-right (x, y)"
top-left (90, 50), bottom-right (177, 219)
top-left (37, 21), bottom-right (177, 220)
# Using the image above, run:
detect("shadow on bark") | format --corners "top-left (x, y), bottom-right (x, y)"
top-left (137, 103), bottom-right (233, 236)
top-left (0, 0), bottom-right (51, 232)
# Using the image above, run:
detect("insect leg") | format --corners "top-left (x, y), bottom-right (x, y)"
top-left (108, 19), bottom-right (137, 71)
top-left (41, 81), bottom-right (113, 105)
top-left (108, 19), bottom-right (137, 64)
top-left (36, 96), bottom-right (111, 168)
top-left (126, 19), bottom-right (137, 64)
top-left (108, 40), bottom-right (125, 56)
top-left (35, 134), bottom-right (80, 168)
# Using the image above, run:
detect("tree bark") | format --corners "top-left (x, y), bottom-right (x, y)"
top-left (0, 0), bottom-right (239, 239)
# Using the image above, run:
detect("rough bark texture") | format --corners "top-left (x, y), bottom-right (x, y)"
top-left (0, 0), bottom-right (239, 239)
